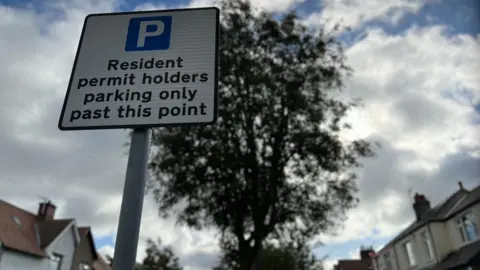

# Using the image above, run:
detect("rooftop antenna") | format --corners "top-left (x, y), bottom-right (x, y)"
top-left (38, 196), bottom-right (50, 203)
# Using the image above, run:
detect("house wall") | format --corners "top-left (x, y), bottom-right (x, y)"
top-left (372, 198), bottom-right (480, 270)
top-left (429, 221), bottom-right (453, 261)
top-left (381, 202), bottom-right (480, 270)
top-left (45, 224), bottom-right (78, 270)
top-left (391, 224), bottom-right (437, 270)
top-left (0, 249), bottom-right (50, 270)
top-left (71, 235), bottom-right (96, 270)
top-left (394, 233), bottom-right (416, 270)
top-left (410, 225), bottom-right (437, 268)
top-left (373, 247), bottom-right (399, 270)
top-left (445, 201), bottom-right (480, 249)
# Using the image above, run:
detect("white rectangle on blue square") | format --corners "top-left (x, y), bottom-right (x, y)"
top-left (58, 7), bottom-right (219, 131)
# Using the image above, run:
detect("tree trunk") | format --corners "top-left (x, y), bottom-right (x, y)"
top-left (237, 243), bottom-right (253, 270)
top-left (251, 242), bottom-right (263, 270)
top-left (249, 237), bottom-right (263, 270)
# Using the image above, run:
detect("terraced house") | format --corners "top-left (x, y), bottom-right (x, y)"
top-left (0, 200), bottom-right (110, 270)
top-left (372, 182), bottom-right (480, 270)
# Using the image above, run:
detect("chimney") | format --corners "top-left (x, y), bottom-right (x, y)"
top-left (413, 193), bottom-right (431, 221)
top-left (37, 201), bottom-right (56, 221)
top-left (360, 246), bottom-right (374, 260)
top-left (458, 181), bottom-right (464, 190)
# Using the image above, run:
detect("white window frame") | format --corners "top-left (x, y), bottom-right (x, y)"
top-left (456, 211), bottom-right (478, 244)
top-left (50, 253), bottom-right (63, 270)
top-left (421, 231), bottom-right (435, 260)
top-left (403, 240), bottom-right (417, 266)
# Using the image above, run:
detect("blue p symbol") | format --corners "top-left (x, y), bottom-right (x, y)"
top-left (125, 16), bottom-right (172, 51)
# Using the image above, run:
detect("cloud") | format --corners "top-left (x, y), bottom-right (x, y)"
top-left (136, 0), bottom-right (303, 12)
top-left (0, 1), bottom-right (221, 270)
top-left (304, 0), bottom-right (425, 30)
top-left (315, 20), bottom-right (480, 249)
top-left (0, 0), bottom-right (478, 270)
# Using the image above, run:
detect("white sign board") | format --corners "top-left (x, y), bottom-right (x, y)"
top-left (59, 7), bottom-right (219, 130)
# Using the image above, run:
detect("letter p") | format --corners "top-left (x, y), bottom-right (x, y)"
top-left (137, 21), bottom-right (164, 48)
top-left (125, 16), bottom-right (172, 51)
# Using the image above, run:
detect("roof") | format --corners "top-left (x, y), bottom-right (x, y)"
top-left (94, 253), bottom-right (112, 270)
top-left (77, 226), bottom-right (99, 261)
top-left (78, 227), bottom-right (90, 237)
top-left (0, 199), bottom-right (111, 270)
top-left (76, 226), bottom-right (112, 270)
top-left (37, 219), bottom-right (73, 247)
top-left (0, 200), bottom-right (46, 257)
top-left (334, 259), bottom-right (372, 270)
top-left (427, 240), bottom-right (480, 270)
top-left (384, 185), bottom-right (480, 248)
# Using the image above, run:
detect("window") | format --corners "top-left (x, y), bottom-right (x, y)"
top-left (11, 216), bottom-right (21, 227)
top-left (383, 251), bottom-right (393, 270)
top-left (421, 231), bottom-right (435, 259)
top-left (50, 254), bottom-right (63, 270)
top-left (456, 212), bottom-right (478, 244)
top-left (403, 241), bottom-right (416, 266)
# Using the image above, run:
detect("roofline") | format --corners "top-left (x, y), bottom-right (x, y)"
top-left (44, 219), bottom-right (80, 251)
top-left (376, 198), bottom-right (480, 255)
top-left (443, 197), bottom-right (480, 220)
top-left (78, 227), bottom-right (99, 260)
top-left (2, 244), bottom-right (45, 258)
top-left (0, 199), bottom-right (37, 217)
top-left (444, 193), bottom-right (469, 217)
top-left (86, 230), bottom-right (99, 260)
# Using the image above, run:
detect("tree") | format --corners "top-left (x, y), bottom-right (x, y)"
top-left (215, 241), bottom-right (325, 270)
top-left (138, 238), bottom-right (182, 270)
top-left (147, 0), bottom-right (375, 269)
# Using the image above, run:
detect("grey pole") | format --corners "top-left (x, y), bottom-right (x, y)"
top-left (112, 128), bottom-right (152, 270)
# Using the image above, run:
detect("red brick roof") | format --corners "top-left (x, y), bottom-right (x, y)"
top-left (37, 219), bottom-right (73, 247)
top-left (0, 200), bottom-right (46, 257)
top-left (78, 226), bottom-right (90, 237)
top-left (0, 199), bottom-right (111, 270)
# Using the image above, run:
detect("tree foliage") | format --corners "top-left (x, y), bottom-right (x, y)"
top-left (138, 238), bottom-right (183, 270)
top-left (147, 0), bottom-right (375, 269)
top-left (215, 241), bottom-right (325, 270)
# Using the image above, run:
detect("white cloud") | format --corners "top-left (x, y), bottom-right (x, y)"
top-left (318, 21), bottom-right (480, 247)
top-left (304, 0), bottom-right (426, 30)
top-left (137, 0), bottom-right (304, 12)
top-left (98, 245), bottom-right (115, 260)
top-left (0, 0), bottom-right (478, 269)
top-left (322, 258), bottom-right (337, 270)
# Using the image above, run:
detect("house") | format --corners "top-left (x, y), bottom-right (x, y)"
top-left (334, 246), bottom-right (375, 270)
top-left (372, 182), bottom-right (480, 270)
top-left (0, 199), bottom-right (111, 270)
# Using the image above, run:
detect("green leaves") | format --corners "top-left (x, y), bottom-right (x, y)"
top-left (139, 238), bottom-right (182, 270)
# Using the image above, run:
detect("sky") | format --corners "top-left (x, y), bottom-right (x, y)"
top-left (0, 0), bottom-right (478, 269)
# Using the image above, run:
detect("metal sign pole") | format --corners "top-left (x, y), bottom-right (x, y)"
top-left (112, 128), bottom-right (152, 270)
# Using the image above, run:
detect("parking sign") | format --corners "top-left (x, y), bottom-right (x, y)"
top-left (58, 7), bottom-right (219, 130)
